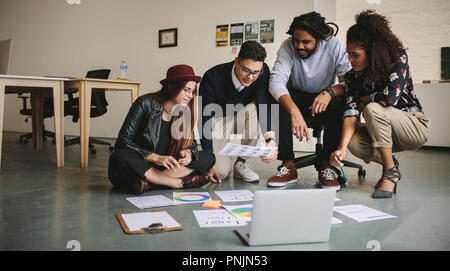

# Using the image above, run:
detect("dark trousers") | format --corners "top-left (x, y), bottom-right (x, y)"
top-left (108, 147), bottom-right (216, 192)
top-left (277, 88), bottom-right (344, 165)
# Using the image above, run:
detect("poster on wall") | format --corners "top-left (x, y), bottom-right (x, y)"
top-left (230, 23), bottom-right (244, 46)
top-left (244, 21), bottom-right (259, 42)
top-left (260, 19), bottom-right (274, 44)
top-left (216, 24), bottom-right (229, 47)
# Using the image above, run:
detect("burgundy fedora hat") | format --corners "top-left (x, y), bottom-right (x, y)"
top-left (160, 64), bottom-right (201, 86)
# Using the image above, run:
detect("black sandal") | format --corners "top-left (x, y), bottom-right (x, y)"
top-left (375, 155), bottom-right (399, 189)
top-left (372, 166), bottom-right (401, 198)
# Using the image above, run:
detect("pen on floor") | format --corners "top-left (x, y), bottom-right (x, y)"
top-left (336, 154), bottom-right (348, 184)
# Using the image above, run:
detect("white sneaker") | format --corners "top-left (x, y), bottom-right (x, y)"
top-left (234, 161), bottom-right (259, 182)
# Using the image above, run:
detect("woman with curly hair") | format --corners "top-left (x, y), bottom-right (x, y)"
top-left (330, 10), bottom-right (430, 198)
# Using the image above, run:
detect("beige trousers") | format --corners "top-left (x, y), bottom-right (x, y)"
top-left (348, 102), bottom-right (431, 163)
top-left (212, 103), bottom-right (261, 179)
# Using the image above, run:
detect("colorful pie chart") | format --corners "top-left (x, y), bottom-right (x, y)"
top-left (231, 207), bottom-right (252, 218)
top-left (174, 193), bottom-right (211, 202)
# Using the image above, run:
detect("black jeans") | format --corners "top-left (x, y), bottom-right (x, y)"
top-left (277, 88), bottom-right (344, 166)
top-left (108, 147), bottom-right (216, 192)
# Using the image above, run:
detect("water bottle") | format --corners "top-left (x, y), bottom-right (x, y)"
top-left (120, 59), bottom-right (128, 79)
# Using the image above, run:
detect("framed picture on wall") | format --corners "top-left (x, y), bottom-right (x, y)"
top-left (159, 28), bottom-right (178, 48)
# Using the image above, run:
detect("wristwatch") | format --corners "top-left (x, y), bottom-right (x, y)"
top-left (324, 87), bottom-right (336, 100)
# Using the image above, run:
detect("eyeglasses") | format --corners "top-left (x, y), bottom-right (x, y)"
top-left (183, 88), bottom-right (197, 96)
top-left (238, 61), bottom-right (263, 78)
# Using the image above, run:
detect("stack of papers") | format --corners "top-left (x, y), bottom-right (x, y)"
top-left (126, 195), bottom-right (174, 209)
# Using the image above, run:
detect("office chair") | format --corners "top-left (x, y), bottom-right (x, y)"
top-left (64, 69), bottom-right (114, 155)
top-left (18, 93), bottom-right (56, 144)
top-left (293, 119), bottom-right (366, 186)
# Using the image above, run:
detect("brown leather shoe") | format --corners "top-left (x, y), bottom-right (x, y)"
top-left (267, 164), bottom-right (298, 187)
top-left (318, 162), bottom-right (340, 190)
top-left (182, 173), bottom-right (211, 188)
top-left (132, 178), bottom-right (151, 195)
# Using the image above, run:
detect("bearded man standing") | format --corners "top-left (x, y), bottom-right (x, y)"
top-left (267, 12), bottom-right (352, 190)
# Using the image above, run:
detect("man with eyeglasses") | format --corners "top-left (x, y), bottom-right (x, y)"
top-left (199, 41), bottom-right (276, 183)
top-left (267, 12), bottom-right (352, 190)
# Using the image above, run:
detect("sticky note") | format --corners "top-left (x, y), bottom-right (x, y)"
top-left (201, 200), bottom-right (222, 209)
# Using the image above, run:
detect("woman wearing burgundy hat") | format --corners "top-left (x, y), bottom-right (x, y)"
top-left (108, 64), bottom-right (216, 194)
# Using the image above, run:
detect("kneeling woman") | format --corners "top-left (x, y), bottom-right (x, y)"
top-left (108, 64), bottom-right (216, 194)
top-left (330, 10), bottom-right (430, 198)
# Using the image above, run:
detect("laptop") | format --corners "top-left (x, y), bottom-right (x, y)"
top-left (235, 189), bottom-right (335, 246)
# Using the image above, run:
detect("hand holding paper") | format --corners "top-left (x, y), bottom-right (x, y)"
top-left (217, 143), bottom-right (277, 158)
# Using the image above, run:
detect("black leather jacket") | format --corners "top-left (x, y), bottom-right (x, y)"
top-left (114, 94), bottom-right (199, 161)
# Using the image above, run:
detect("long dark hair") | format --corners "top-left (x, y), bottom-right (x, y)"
top-left (347, 10), bottom-right (405, 83)
top-left (287, 11), bottom-right (338, 41)
top-left (149, 81), bottom-right (197, 159)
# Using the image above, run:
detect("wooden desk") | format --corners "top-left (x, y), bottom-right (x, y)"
top-left (0, 75), bottom-right (66, 170)
top-left (64, 78), bottom-right (140, 168)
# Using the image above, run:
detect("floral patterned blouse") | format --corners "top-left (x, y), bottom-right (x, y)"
top-left (340, 50), bottom-right (422, 119)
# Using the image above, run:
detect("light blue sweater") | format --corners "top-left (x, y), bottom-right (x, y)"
top-left (269, 36), bottom-right (352, 101)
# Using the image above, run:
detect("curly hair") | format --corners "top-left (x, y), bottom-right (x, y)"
top-left (346, 10), bottom-right (405, 83)
top-left (287, 11), bottom-right (338, 41)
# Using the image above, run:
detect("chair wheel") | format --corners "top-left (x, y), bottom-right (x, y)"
top-left (358, 169), bottom-right (366, 177)
top-left (90, 149), bottom-right (97, 155)
top-left (109, 146), bottom-right (114, 152)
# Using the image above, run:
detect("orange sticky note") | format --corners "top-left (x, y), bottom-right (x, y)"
top-left (201, 200), bottom-right (221, 209)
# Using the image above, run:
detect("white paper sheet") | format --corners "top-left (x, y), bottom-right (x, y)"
top-left (222, 204), bottom-right (253, 223)
top-left (172, 192), bottom-right (212, 205)
top-left (332, 217), bottom-right (343, 225)
top-left (217, 143), bottom-right (277, 157)
top-left (120, 211), bottom-right (181, 232)
top-left (193, 209), bottom-right (245, 227)
top-left (215, 190), bottom-right (254, 202)
top-left (333, 204), bottom-right (397, 222)
top-left (126, 195), bottom-right (174, 209)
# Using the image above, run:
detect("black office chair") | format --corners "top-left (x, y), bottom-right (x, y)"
top-left (293, 119), bottom-right (366, 186)
top-left (18, 93), bottom-right (56, 144)
top-left (64, 69), bottom-right (114, 155)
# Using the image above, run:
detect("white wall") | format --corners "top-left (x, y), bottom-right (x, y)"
top-left (336, 0), bottom-right (450, 83)
top-left (414, 82), bottom-right (450, 147)
top-left (0, 0), bottom-right (315, 138)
